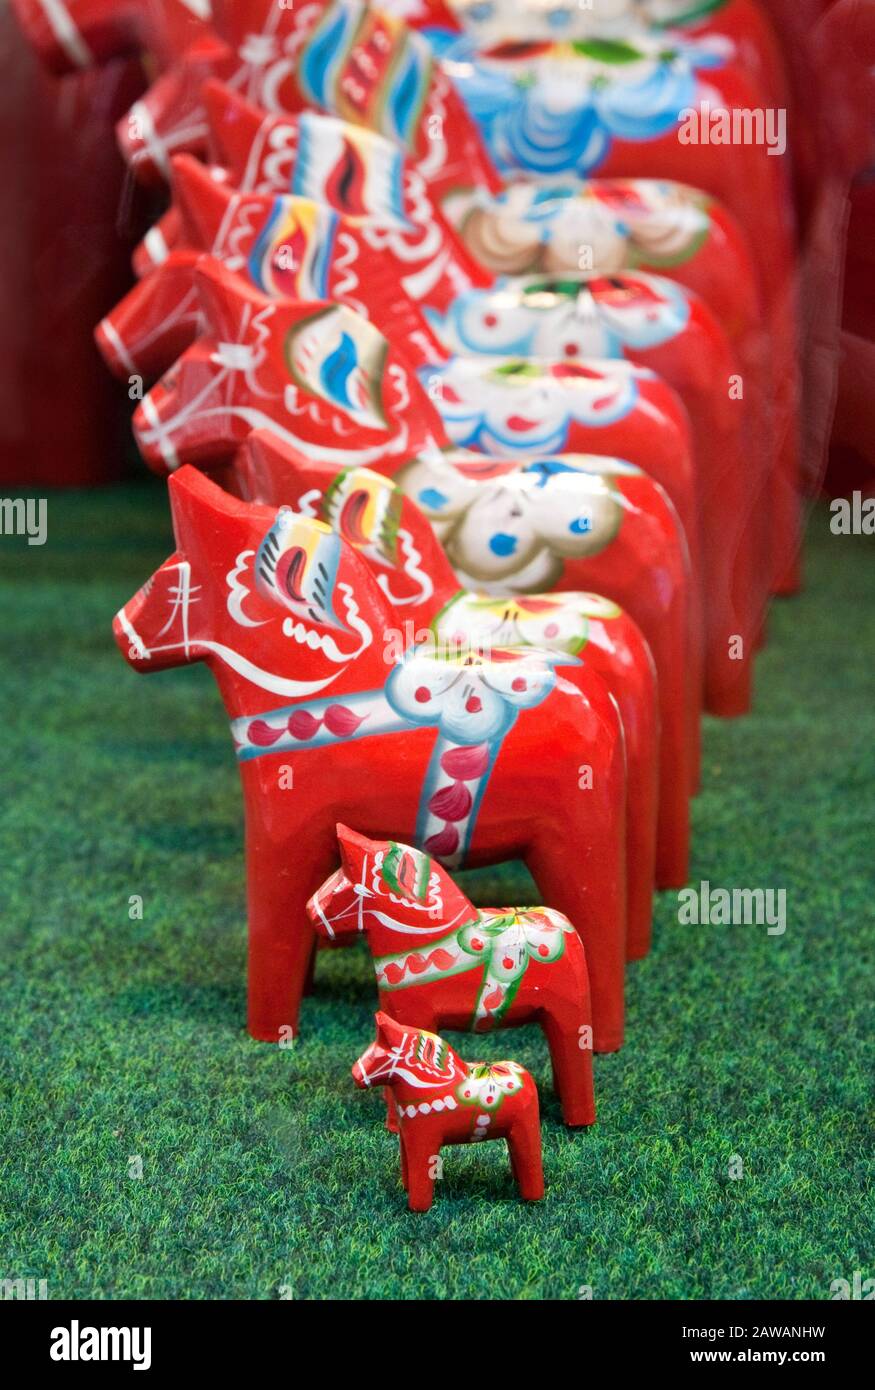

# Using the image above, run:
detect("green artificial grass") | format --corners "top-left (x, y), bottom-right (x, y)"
top-left (0, 483), bottom-right (872, 1300)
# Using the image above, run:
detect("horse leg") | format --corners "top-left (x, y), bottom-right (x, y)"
top-left (541, 1012), bottom-right (596, 1128)
top-left (301, 938), bottom-right (318, 997)
top-left (241, 807), bottom-right (332, 1043)
top-left (403, 1135), bottom-right (437, 1212)
top-left (647, 608), bottom-right (693, 888)
top-left (610, 640), bottom-right (659, 960)
top-left (524, 763), bottom-right (626, 1053)
top-left (700, 427), bottom-right (756, 717)
top-left (507, 1116), bottom-right (545, 1202)
top-left (399, 1131), bottom-right (409, 1192)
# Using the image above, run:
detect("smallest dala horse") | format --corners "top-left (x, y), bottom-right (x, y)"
top-left (352, 1013), bottom-right (545, 1212)
top-left (309, 826), bottom-right (595, 1128)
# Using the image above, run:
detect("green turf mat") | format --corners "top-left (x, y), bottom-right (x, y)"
top-left (0, 482), bottom-right (872, 1299)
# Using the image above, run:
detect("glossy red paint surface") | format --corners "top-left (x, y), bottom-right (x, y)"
top-left (112, 165), bottom-right (721, 704)
top-left (129, 261), bottom-right (711, 748)
top-left (129, 267), bottom-right (696, 885)
top-left (113, 465), bottom-right (628, 1051)
top-left (11, 0), bottom-right (213, 74)
top-left (240, 433), bottom-right (660, 956)
top-left (130, 258), bottom-right (447, 471)
top-left (114, 211), bottom-right (749, 719)
top-left (446, 179), bottom-right (765, 413)
top-left (0, 10), bottom-right (142, 486)
top-left (135, 86), bottom-right (768, 531)
top-left (311, 826), bottom-right (595, 1127)
top-left (591, 80), bottom-right (799, 595)
top-left (684, 1), bottom-right (790, 109)
top-left (441, 9), bottom-right (799, 591)
top-left (189, 80), bottom-right (491, 310)
top-left (352, 1013), bottom-right (546, 1210)
top-left (115, 134), bottom-right (759, 715)
top-left (107, 168), bottom-right (738, 723)
top-left (19, 1), bottom-right (496, 194)
top-left (97, 153), bottom-right (447, 381)
top-left (426, 274), bottom-right (760, 714)
top-left (14, 0), bottom-right (801, 597)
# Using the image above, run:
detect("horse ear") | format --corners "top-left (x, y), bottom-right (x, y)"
top-left (336, 824), bottom-right (381, 880)
top-left (170, 153), bottom-right (234, 250)
top-left (373, 1011), bottom-right (401, 1048)
top-left (167, 463), bottom-right (273, 553)
top-left (234, 430), bottom-right (330, 505)
top-left (203, 80), bottom-right (267, 178)
top-left (192, 255), bottom-right (263, 342)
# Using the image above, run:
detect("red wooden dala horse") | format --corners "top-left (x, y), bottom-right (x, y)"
top-left (352, 1012), bottom-right (545, 1211)
top-left (113, 465), bottom-right (627, 1050)
top-left (311, 826), bottom-right (596, 1128)
top-left (128, 80), bottom-right (491, 306)
top-left (96, 152), bottom-right (448, 385)
top-left (239, 431), bottom-right (659, 958)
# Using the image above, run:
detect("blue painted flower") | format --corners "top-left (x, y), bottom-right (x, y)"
top-left (428, 271), bottom-right (691, 360)
top-left (437, 32), bottom-right (725, 178)
top-left (417, 356), bottom-right (641, 455)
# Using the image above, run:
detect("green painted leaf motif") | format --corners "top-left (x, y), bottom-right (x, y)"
top-left (381, 842), bottom-right (431, 901)
top-left (652, 0), bottom-right (726, 28)
top-left (492, 361), bottom-right (541, 381)
top-left (572, 39), bottom-right (645, 65)
top-left (459, 914), bottom-right (518, 955)
top-left (522, 278), bottom-right (582, 302)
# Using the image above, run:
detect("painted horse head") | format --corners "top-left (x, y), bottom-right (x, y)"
top-left (109, 0), bottom-right (500, 195)
top-left (114, 464), bottom-right (571, 818)
top-left (234, 430), bottom-right (452, 613)
top-left (307, 824), bottom-right (477, 942)
top-left (235, 431), bottom-right (630, 668)
top-left (98, 152), bottom-right (445, 383)
top-left (131, 256), bottom-right (446, 473)
top-left (351, 1012), bottom-right (466, 1092)
top-left (112, 463), bottom-right (394, 704)
top-left (203, 80), bottom-right (414, 228)
top-left (199, 79), bottom-right (490, 313)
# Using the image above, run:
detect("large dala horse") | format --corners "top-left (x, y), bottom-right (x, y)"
top-left (237, 430), bottom-right (661, 957)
